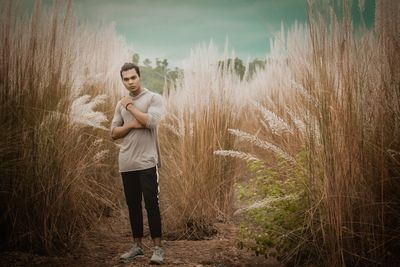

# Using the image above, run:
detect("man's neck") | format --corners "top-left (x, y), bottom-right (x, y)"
top-left (129, 87), bottom-right (142, 97)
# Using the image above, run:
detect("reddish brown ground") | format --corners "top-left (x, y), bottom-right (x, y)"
top-left (0, 210), bottom-right (281, 267)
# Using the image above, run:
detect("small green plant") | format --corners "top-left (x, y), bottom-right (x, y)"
top-left (236, 148), bottom-right (316, 265)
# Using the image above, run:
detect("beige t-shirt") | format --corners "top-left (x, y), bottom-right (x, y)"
top-left (111, 88), bottom-right (164, 172)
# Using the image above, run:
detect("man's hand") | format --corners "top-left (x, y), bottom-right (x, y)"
top-left (122, 96), bottom-right (151, 127)
top-left (111, 119), bottom-right (143, 140)
top-left (125, 119), bottom-right (144, 129)
top-left (121, 96), bottom-right (133, 109)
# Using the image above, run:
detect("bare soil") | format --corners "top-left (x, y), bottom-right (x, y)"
top-left (0, 210), bottom-right (281, 267)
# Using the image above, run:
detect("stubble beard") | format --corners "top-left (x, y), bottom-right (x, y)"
top-left (129, 85), bottom-right (141, 96)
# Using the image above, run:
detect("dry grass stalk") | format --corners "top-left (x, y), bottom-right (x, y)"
top-left (0, 0), bottom-right (130, 253)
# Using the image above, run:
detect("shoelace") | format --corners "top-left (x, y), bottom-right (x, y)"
top-left (154, 248), bottom-right (163, 256)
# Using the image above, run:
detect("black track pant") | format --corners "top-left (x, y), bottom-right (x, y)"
top-left (121, 166), bottom-right (162, 239)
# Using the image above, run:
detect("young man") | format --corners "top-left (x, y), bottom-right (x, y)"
top-left (111, 63), bottom-right (164, 264)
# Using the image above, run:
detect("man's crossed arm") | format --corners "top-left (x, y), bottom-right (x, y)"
top-left (110, 95), bottom-right (163, 140)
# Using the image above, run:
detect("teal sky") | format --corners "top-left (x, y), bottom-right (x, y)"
top-left (20, 0), bottom-right (375, 67)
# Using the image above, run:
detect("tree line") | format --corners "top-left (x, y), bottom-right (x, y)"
top-left (132, 53), bottom-right (267, 94)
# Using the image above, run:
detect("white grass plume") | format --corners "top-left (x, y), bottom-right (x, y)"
top-left (228, 128), bottom-right (296, 164)
top-left (253, 101), bottom-right (293, 135)
top-left (214, 150), bottom-right (261, 163)
top-left (93, 149), bottom-right (109, 163)
top-left (287, 109), bottom-right (306, 135)
top-left (69, 94), bottom-right (108, 130)
top-left (290, 81), bottom-right (319, 107)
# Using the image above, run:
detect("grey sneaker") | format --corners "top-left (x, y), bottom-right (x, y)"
top-left (150, 246), bottom-right (164, 265)
top-left (120, 244), bottom-right (144, 260)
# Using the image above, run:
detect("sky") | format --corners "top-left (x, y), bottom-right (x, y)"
top-left (19, 0), bottom-right (375, 68)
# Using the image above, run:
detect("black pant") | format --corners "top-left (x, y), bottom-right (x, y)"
top-left (121, 166), bottom-right (162, 239)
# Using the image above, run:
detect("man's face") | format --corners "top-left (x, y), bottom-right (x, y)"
top-left (121, 68), bottom-right (141, 94)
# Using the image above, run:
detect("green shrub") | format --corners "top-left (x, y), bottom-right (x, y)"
top-left (236, 148), bottom-right (318, 265)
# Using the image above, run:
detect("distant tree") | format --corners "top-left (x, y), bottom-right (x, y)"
top-left (143, 58), bottom-right (151, 67)
top-left (217, 57), bottom-right (266, 80)
top-left (233, 57), bottom-right (245, 79)
top-left (132, 53), bottom-right (140, 65)
top-left (162, 59), bottom-right (168, 69)
top-left (155, 58), bottom-right (161, 68)
top-left (167, 67), bottom-right (180, 82)
top-left (164, 67), bottom-right (183, 95)
top-left (133, 54), bottom-right (181, 94)
top-left (248, 58), bottom-right (266, 78)
top-left (218, 57), bottom-right (246, 80)
top-left (135, 53), bottom-right (264, 93)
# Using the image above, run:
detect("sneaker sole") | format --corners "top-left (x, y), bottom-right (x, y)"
top-left (120, 254), bottom-right (145, 261)
top-left (150, 259), bottom-right (163, 265)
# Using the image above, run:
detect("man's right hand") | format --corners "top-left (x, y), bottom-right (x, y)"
top-left (125, 119), bottom-right (144, 129)
top-left (111, 119), bottom-right (143, 140)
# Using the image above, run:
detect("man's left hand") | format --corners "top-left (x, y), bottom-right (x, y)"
top-left (121, 96), bottom-right (133, 109)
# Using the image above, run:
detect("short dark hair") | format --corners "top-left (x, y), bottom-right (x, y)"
top-left (120, 63), bottom-right (140, 78)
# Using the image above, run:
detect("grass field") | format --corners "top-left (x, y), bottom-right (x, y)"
top-left (0, 0), bottom-right (399, 266)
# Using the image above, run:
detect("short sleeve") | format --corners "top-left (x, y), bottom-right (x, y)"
top-left (146, 94), bottom-right (164, 129)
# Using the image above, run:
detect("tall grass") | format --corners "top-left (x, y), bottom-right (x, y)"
top-left (159, 42), bottom-right (249, 238)
top-left (303, 0), bottom-right (400, 265)
top-left (2, 1), bottom-right (398, 266)
top-left (0, 0), bottom-right (130, 253)
top-left (215, 0), bottom-right (400, 265)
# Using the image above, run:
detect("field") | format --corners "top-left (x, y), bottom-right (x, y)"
top-left (0, 0), bottom-right (399, 266)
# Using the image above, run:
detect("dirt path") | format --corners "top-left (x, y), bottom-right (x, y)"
top-left (0, 210), bottom-right (281, 267)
